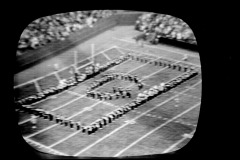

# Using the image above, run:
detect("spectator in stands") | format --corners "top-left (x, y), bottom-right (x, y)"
top-left (134, 13), bottom-right (196, 45)
top-left (17, 10), bottom-right (117, 55)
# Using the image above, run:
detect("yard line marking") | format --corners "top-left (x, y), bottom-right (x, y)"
top-left (18, 118), bottom-right (34, 125)
top-left (51, 95), bottom-right (86, 112)
top-left (48, 102), bottom-right (121, 148)
top-left (67, 53), bottom-right (181, 108)
top-left (14, 46), bottom-right (117, 89)
top-left (114, 103), bottom-right (200, 157)
top-left (25, 100), bottom-right (102, 139)
top-left (169, 91), bottom-right (201, 101)
top-left (28, 52), bottom-right (200, 148)
top-left (162, 130), bottom-right (196, 153)
top-left (74, 80), bottom-right (201, 156)
top-left (102, 52), bottom-right (112, 61)
top-left (23, 51), bottom-right (154, 130)
top-left (17, 54), bottom-right (104, 125)
top-left (18, 46), bottom-right (137, 125)
top-left (117, 46), bottom-right (201, 68)
top-left (113, 37), bottom-right (199, 58)
top-left (24, 137), bottom-right (68, 156)
top-left (66, 90), bottom-right (83, 97)
top-left (18, 93), bottom-right (85, 125)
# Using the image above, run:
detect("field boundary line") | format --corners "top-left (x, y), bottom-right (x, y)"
top-left (113, 37), bottom-right (199, 58)
top-left (24, 137), bottom-right (68, 156)
top-left (101, 52), bottom-right (112, 61)
top-left (22, 50), bottom-right (149, 132)
top-left (73, 79), bottom-right (201, 156)
top-left (114, 103), bottom-right (199, 157)
top-left (18, 46), bottom-right (129, 125)
top-left (162, 129), bottom-right (196, 153)
top-left (48, 101), bottom-right (118, 148)
top-left (14, 46), bottom-right (117, 89)
top-left (117, 46), bottom-right (200, 68)
top-left (19, 94), bottom-right (86, 125)
top-left (47, 55), bottom-right (165, 147)
top-left (25, 100), bottom-right (102, 139)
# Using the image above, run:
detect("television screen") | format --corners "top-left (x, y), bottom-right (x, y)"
top-left (14, 9), bottom-right (201, 159)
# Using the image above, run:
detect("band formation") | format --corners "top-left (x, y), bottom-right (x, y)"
top-left (15, 52), bottom-right (199, 135)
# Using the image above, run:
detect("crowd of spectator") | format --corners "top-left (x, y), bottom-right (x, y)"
top-left (17, 10), bottom-right (117, 56)
top-left (135, 13), bottom-right (197, 45)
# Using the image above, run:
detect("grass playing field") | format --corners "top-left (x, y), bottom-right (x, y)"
top-left (16, 26), bottom-right (201, 157)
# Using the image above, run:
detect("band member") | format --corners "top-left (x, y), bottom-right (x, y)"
top-left (118, 87), bottom-right (124, 95)
top-left (82, 126), bottom-right (87, 133)
top-left (137, 82), bottom-right (144, 90)
top-left (43, 110), bottom-right (50, 120)
top-left (69, 120), bottom-right (74, 129)
top-left (30, 114), bottom-right (38, 129)
top-left (115, 92), bottom-right (121, 99)
top-left (102, 117), bottom-right (108, 125)
top-left (76, 122), bottom-right (82, 131)
top-left (183, 66), bottom-right (189, 72)
top-left (97, 120), bottom-right (104, 129)
top-left (112, 87), bottom-right (117, 93)
top-left (63, 118), bottom-right (69, 127)
top-left (58, 115), bottom-right (64, 125)
top-left (183, 54), bottom-right (188, 61)
top-left (91, 123), bottom-right (98, 132)
top-left (107, 114), bottom-right (114, 123)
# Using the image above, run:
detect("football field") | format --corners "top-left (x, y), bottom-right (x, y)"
top-left (16, 27), bottom-right (201, 157)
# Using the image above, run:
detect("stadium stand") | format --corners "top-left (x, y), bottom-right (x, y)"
top-left (17, 10), bottom-right (117, 56)
top-left (15, 11), bottom-right (142, 73)
top-left (135, 13), bottom-right (197, 45)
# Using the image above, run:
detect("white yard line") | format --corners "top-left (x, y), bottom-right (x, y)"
top-left (162, 130), bottom-right (196, 153)
top-left (18, 94), bottom-right (85, 125)
top-left (102, 46), bottom-right (125, 61)
top-left (47, 56), bottom-right (166, 147)
top-left (131, 110), bottom-right (197, 128)
top-left (114, 103), bottom-right (200, 157)
top-left (66, 90), bottom-right (83, 97)
top-left (21, 51), bottom-right (150, 127)
top-left (48, 103), bottom-right (119, 148)
top-left (73, 79), bottom-right (201, 156)
top-left (26, 51), bottom-right (200, 150)
top-left (117, 46), bottom-right (201, 68)
top-left (19, 118), bottom-right (34, 125)
top-left (24, 137), bottom-right (68, 156)
top-left (24, 101), bottom-right (102, 139)
top-left (142, 83), bottom-right (201, 100)
top-left (67, 91), bottom-right (118, 109)
top-left (113, 37), bottom-right (199, 58)
top-left (68, 87), bottom-right (199, 128)
top-left (170, 91), bottom-right (201, 100)
top-left (18, 46), bottom-right (135, 125)
top-left (14, 46), bottom-right (117, 89)
top-left (102, 52), bottom-right (112, 61)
